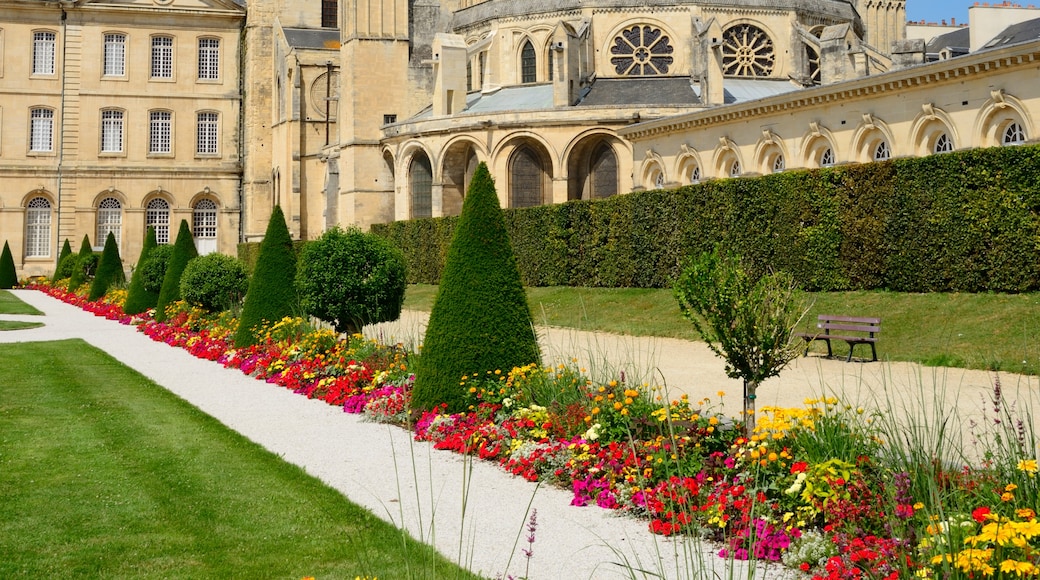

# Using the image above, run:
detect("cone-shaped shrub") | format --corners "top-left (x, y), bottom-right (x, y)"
top-left (52, 239), bottom-right (73, 283)
top-left (411, 163), bottom-right (541, 413)
top-left (234, 205), bottom-right (298, 347)
top-left (67, 235), bottom-right (94, 291)
top-left (123, 226), bottom-right (159, 315)
top-left (154, 220), bottom-right (198, 322)
top-left (0, 242), bottom-right (17, 289)
top-left (88, 232), bottom-right (125, 301)
top-left (297, 227), bottom-right (407, 335)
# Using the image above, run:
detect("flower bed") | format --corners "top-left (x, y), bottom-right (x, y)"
top-left (31, 283), bottom-right (1040, 579)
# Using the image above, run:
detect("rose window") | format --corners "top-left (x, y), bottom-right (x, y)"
top-left (721, 24), bottom-right (775, 77)
top-left (610, 25), bottom-right (673, 76)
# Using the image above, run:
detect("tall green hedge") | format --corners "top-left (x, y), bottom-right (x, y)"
top-left (154, 221), bottom-right (198, 322)
top-left (0, 241), bottom-right (17, 289)
top-left (67, 235), bottom-right (95, 292)
top-left (87, 231), bottom-right (125, 301)
top-left (52, 239), bottom-right (73, 283)
top-left (234, 205), bottom-right (298, 347)
top-left (123, 227), bottom-right (159, 315)
top-left (373, 144), bottom-right (1040, 293)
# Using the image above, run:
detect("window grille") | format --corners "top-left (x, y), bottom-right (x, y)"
top-left (322, 0), bottom-right (337, 28)
top-left (874, 141), bottom-right (891, 161)
top-left (610, 25), bottom-right (673, 76)
top-left (729, 160), bottom-right (742, 177)
top-left (193, 199), bottom-right (217, 238)
top-left (772, 154), bottom-right (785, 173)
top-left (521, 41), bottom-right (536, 83)
top-left (820, 148), bottom-right (835, 167)
top-left (511, 147), bottom-right (543, 207)
top-left (33, 31), bottom-right (55, 75)
top-left (150, 111), bottom-right (172, 153)
top-left (103, 34), bottom-right (126, 76)
top-left (196, 112), bottom-right (218, 154)
top-left (146, 198), bottom-right (170, 244)
top-left (934, 133), bottom-right (953, 153)
top-left (721, 24), bottom-right (775, 77)
top-left (1003, 122), bottom-right (1025, 145)
top-left (689, 165), bottom-right (701, 184)
top-left (97, 198), bottom-right (122, 245)
top-left (197, 38), bottom-right (219, 80)
top-left (26, 197), bottom-right (52, 258)
top-left (30, 108), bottom-right (54, 152)
top-left (152, 36), bottom-right (173, 79)
top-left (590, 143), bottom-right (618, 199)
top-left (101, 110), bottom-right (124, 153)
top-left (410, 155), bottom-right (433, 218)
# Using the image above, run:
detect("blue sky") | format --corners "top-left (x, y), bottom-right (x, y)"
top-left (906, 0), bottom-right (973, 25)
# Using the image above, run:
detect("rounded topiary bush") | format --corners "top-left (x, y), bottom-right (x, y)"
top-left (180, 253), bottom-right (249, 312)
top-left (141, 244), bottom-right (174, 295)
top-left (297, 227), bottom-right (407, 335)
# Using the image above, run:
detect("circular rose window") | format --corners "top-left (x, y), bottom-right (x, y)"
top-left (721, 24), bottom-right (775, 77)
top-left (610, 25), bottom-right (673, 76)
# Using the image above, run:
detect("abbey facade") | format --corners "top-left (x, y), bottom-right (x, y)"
top-left (2, 0), bottom-right (1038, 278)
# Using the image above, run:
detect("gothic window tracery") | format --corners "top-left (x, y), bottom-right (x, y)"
top-left (610, 25), bottom-right (673, 76)
top-left (721, 24), bottom-right (775, 77)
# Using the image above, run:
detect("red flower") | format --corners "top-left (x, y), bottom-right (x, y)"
top-left (972, 506), bottom-right (991, 523)
top-left (791, 461), bottom-right (809, 474)
top-left (800, 562), bottom-right (811, 572)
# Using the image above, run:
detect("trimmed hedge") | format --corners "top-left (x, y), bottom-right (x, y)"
top-left (123, 227), bottom-right (160, 315)
top-left (155, 221), bottom-right (199, 322)
top-left (374, 144), bottom-right (1040, 293)
top-left (67, 235), bottom-right (95, 292)
top-left (234, 206), bottom-right (298, 347)
top-left (88, 231), bottom-right (125, 301)
top-left (180, 253), bottom-right (249, 312)
top-left (52, 239), bottom-right (73, 283)
top-left (0, 241), bottom-right (16, 289)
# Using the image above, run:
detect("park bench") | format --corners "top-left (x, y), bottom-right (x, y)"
top-left (795, 315), bottom-right (880, 362)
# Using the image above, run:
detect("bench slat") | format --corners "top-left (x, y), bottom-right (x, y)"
top-left (818, 323), bottom-right (880, 334)
top-left (818, 315), bottom-right (881, 324)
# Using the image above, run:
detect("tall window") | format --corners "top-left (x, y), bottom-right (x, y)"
top-left (193, 199), bottom-right (218, 255)
top-left (26, 197), bottom-right (52, 258)
top-left (146, 198), bottom-right (170, 244)
top-left (151, 36), bottom-right (173, 79)
top-left (30, 108), bottom-right (54, 152)
top-left (409, 154), bottom-right (433, 219)
top-left (322, 0), bottom-right (337, 28)
top-left (100, 110), bottom-right (124, 153)
top-left (589, 143), bottom-right (618, 199)
top-left (511, 146), bottom-right (543, 208)
top-left (197, 38), bottom-right (220, 80)
top-left (97, 198), bottom-right (122, 246)
top-left (103, 33), bottom-right (126, 77)
top-left (196, 112), bottom-right (218, 154)
top-left (150, 111), bottom-right (172, 154)
top-left (934, 133), bottom-right (953, 154)
top-left (33, 31), bottom-right (56, 75)
top-left (874, 141), bottom-right (891, 161)
top-left (520, 40), bottom-right (536, 83)
top-left (1003, 122), bottom-right (1026, 145)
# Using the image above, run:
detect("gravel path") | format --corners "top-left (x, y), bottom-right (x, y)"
top-left (3, 290), bottom-right (1037, 579)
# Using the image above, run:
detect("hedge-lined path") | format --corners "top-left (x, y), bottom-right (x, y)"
top-left (3, 290), bottom-right (1038, 578)
top-left (0, 289), bottom-right (792, 580)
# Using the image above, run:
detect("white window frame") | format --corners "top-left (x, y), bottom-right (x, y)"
top-left (820, 148), bottom-right (835, 167)
top-left (1003, 122), bottom-right (1026, 146)
top-left (197, 37), bottom-right (220, 81)
top-left (103, 33), bottom-right (126, 77)
top-left (26, 197), bottom-right (52, 258)
top-left (193, 199), bottom-right (218, 239)
top-left (100, 109), bottom-right (124, 153)
top-left (151, 35), bottom-right (173, 79)
top-left (97, 197), bottom-right (122, 246)
top-left (30, 108), bottom-right (54, 153)
top-left (934, 133), bottom-right (953, 154)
top-left (146, 198), bottom-right (171, 245)
top-left (873, 141), bottom-right (891, 161)
top-left (196, 111), bottom-right (218, 155)
top-left (149, 110), bottom-right (172, 154)
top-left (33, 31), bottom-right (56, 76)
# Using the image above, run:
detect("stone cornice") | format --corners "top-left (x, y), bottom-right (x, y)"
top-left (619, 39), bottom-right (1040, 140)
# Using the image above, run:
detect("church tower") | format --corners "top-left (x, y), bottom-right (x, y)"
top-left (856, 0), bottom-right (906, 53)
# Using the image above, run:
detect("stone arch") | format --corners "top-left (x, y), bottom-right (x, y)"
top-left (441, 137), bottom-right (486, 216)
top-left (754, 131), bottom-right (789, 174)
top-left (565, 131), bottom-right (623, 200)
top-left (801, 123), bottom-right (839, 168)
top-left (712, 138), bottom-right (744, 178)
top-left (975, 90), bottom-right (1032, 148)
top-left (142, 191), bottom-right (174, 245)
top-left (506, 140), bottom-right (553, 208)
top-left (518, 36), bottom-right (537, 84)
top-left (910, 104), bottom-right (959, 156)
top-left (675, 145), bottom-right (704, 184)
top-left (90, 187), bottom-right (127, 208)
top-left (408, 150), bottom-right (434, 219)
top-left (850, 114), bottom-right (895, 163)
top-left (638, 149), bottom-right (667, 189)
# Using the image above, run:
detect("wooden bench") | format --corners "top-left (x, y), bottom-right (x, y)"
top-left (795, 315), bottom-right (880, 362)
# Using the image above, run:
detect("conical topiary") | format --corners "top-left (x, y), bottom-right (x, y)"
top-left (88, 231), bottom-right (125, 301)
top-left (234, 205), bottom-right (298, 347)
top-left (0, 241), bottom-right (17, 289)
top-left (123, 226), bottom-right (159, 315)
top-left (411, 162), bottom-right (541, 413)
top-left (154, 220), bottom-right (198, 322)
top-left (52, 239), bottom-right (72, 283)
top-left (67, 235), bottom-right (94, 291)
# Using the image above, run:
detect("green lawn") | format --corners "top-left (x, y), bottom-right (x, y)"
top-left (0, 339), bottom-right (481, 579)
top-left (0, 320), bottom-right (43, 331)
top-left (404, 285), bottom-right (1040, 376)
top-left (0, 290), bottom-right (43, 315)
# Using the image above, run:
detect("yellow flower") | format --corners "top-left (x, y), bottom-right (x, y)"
top-left (999, 560), bottom-right (1037, 577)
top-left (1016, 508), bottom-right (1036, 520)
top-left (1017, 459), bottom-right (1038, 474)
top-left (717, 391), bottom-right (725, 397)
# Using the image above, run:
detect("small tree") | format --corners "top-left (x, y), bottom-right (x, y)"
top-left (180, 253), bottom-right (249, 312)
top-left (88, 232), bottom-right (125, 301)
top-left (296, 227), bottom-right (407, 335)
top-left (234, 205), bottom-right (298, 347)
top-left (52, 239), bottom-right (73, 283)
top-left (674, 248), bottom-right (809, 433)
top-left (0, 241), bottom-right (17, 289)
top-left (67, 235), bottom-right (95, 291)
top-left (140, 245), bottom-right (174, 296)
top-left (154, 220), bottom-right (198, 322)
top-left (123, 227), bottom-right (159, 315)
top-left (411, 162), bottom-right (541, 413)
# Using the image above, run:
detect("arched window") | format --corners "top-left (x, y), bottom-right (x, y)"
top-left (97, 197), bottom-right (122, 246)
top-left (26, 197), bottom-right (52, 258)
top-left (520, 40), bottom-right (536, 83)
top-left (729, 159), bottom-right (742, 177)
top-left (146, 198), bottom-right (171, 244)
top-left (511, 146), bottom-right (543, 208)
top-left (193, 199), bottom-right (218, 255)
top-left (820, 148), bottom-right (835, 167)
top-left (688, 165), bottom-right (701, 184)
top-left (772, 154), bottom-right (785, 173)
top-left (874, 141), bottom-right (891, 161)
top-left (1003, 122), bottom-right (1026, 145)
top-left (721, 24), bottom-right (775, 77)
top-left (934, 133), bottom-right (953, 154)
top-left (589, 143), bottom-right (618, 199)
top-left (410, 153), bottom-right (433, 219)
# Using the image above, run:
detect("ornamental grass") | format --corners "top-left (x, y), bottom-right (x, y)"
top-left (27, 281), bottom-right (1040, 579)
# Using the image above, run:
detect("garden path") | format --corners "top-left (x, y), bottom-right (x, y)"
top-left (3, 292), bottom-right (1038, 579)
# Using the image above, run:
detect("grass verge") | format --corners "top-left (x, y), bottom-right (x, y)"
top-left (0, 339), bottom-right (481, 579)
top-left (0, 290), bottom-right (43, 315)
top-left (0, 320), bottom-right (44, 331)
top-left (404, 284), bottom-right (1040, 375)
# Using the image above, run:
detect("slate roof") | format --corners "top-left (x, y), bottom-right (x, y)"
top-left (577, 77), bottom-right (701, 107)
top-left (926, 27), bottom-right (970, 57)
top-left (981, 17), bottom-right (1040, 51)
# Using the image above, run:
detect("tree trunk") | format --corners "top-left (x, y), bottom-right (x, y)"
top-left (743, 378), bottom-right (758, 435)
